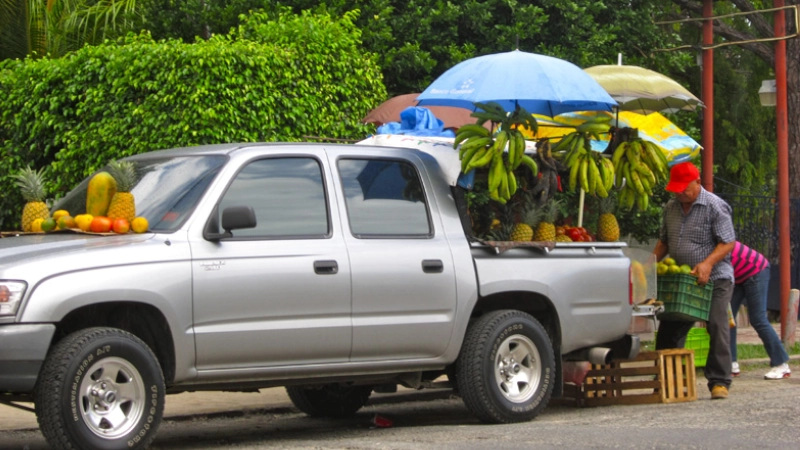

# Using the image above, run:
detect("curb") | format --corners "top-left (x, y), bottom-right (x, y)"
top-left (738, 353), bottom-right (800, 366)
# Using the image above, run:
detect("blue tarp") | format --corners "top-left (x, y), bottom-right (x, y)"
top-left (376, 107), bottom-right (456, 137)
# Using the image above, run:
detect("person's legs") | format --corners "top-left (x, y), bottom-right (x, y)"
top-left (729, 284), bottom-right (745, 362)
top-left (655, 320), bottom-right (694, 350)
top-left (743, 269), bottom-right (789, 367)
top-left (705, 279), bottom-right (733, 391)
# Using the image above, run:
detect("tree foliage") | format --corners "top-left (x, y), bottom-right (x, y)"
top-left (0, 9), bottom-right (385, 230)
top-left (665, 0), bottom-right (799, 198)
top-left (0, 0), bottom-right (143, 60)
top-left (139, 1), bottom-right (694, 96)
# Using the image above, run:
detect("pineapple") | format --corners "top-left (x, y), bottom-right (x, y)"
top-left (106, 160), bottom-right (138, 222)
top-left (597, 197), bottom-right (620, 242)
top-left (12, 166), bottom-right (49, 232)
top-left (486, 206), bottom-right (515, 241)
top-left (555, 234), bottom-right (573, 243)
top-left (534, 199), bottom-right (561, 242)
top-left (510, 197), bottom-right (539, 241)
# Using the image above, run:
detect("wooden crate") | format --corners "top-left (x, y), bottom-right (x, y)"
top-left (557, 349), bottom-right (696, 407)
top-left (659, 348), bottom-right (697, 403)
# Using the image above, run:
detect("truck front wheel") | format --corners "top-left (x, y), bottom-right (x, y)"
top-left (286, 383), bottom-right (372, 418)
top-left (34, 327), bottom-right (165, 450)
top-left (456, 310), bottom-right (555, 423)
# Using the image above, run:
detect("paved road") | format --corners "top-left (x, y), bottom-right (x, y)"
top-left (2, 325), bottom-right (797, 449)
top-left (3, 359), bottom-right (799, 449)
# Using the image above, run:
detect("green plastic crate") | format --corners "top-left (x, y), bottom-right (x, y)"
top-left (685, 327), bottom-right (710, 367)
top-left (654, 327), bottom-right (710, 367)
top-left (657, 273), bottom-right (713, 321)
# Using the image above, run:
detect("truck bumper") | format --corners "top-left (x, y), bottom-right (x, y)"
top-left (0, 324), bottom-right (55, 393)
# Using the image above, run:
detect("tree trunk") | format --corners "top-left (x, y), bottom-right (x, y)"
top-left (787, 34), bottom-right (800, 200)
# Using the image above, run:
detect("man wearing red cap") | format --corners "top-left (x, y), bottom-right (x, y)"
top-left (653, 162), bottom-right (736, 400)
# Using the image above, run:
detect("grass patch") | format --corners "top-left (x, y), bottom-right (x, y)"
top-left (640, 341), bottom-right (800, 358)
top-left (737, 342), bottom-right (800, 359)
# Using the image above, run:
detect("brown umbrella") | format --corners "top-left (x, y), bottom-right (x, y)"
top-left (363, 93), bottom-right (487, 130)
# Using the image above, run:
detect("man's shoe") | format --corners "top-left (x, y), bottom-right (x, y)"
top-left (711, 385), bottom-right (728, 400)
top-left (732, 361), bottom-right (740, 377)
top-left (764, 363), bottom-right (791, 380)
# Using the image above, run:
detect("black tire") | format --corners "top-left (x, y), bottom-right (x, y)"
top-left (285, 384), bottom-right (372, 418)
top-left (455, 310), bottom-right (555, 424)
top-left (34, 327), bottom-right (165, 450)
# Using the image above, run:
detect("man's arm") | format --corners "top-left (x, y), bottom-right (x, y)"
top-left (653, 239), bottom-right (669, 262)
top-left (691, 241), bottom-right (735, 285)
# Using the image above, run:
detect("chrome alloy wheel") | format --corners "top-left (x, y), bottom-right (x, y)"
top-left (79, 356), bottom-right (146, 439)
top-left (494, 334), bottom-right (541, 403)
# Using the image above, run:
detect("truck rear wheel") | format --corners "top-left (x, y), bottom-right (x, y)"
top-left (34, 327), bottom-right (165, 450)
top-left (456, 310), bottom-right (554, 423)
top-left (286, 383), bottom-right (372, 418)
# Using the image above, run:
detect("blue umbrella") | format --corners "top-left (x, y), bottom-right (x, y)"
top-left (417, 50), bottom-right (617, 117)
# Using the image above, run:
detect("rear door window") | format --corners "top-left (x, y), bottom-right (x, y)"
top-left (337, 158), bottom-right (431, 238)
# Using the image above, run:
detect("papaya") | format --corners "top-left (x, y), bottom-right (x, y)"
top-left (86, 171), bottom-right (118, 217)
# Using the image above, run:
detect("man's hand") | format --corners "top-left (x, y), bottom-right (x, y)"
top-left (690, 261), bottom-right (712, 285)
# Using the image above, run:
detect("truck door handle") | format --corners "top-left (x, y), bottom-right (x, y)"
top-left (313, 260), bottom-right (338, 274)
top-left (421, 259), bottom-right (444, 273)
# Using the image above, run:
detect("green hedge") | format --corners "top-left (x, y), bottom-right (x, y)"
top-left (0, 9), bottom-right (386, 230)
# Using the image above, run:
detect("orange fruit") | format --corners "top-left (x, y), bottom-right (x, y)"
top-left (112, 218), bottom-right (130, 234)
top-left (131, 217), bottom-right (149, 233)
top-left (90, 216), bottom-right (112, 233)
top-left (41, 218), bottom-right (57, 232)
top-left (52, 209), bottom-right (70, 222)
top-left (57, 215), bottom-right (77, 229)
top-left (75, 214), bottom-right (93, 232)
top-left (31, 218), bottom-right (45, 232)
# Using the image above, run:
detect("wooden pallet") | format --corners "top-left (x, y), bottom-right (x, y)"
top-left (556, 349), bottom-right (696, 407)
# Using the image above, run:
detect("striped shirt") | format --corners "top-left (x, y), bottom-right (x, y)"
top-left (659, 187), bottom-right (736, 282)
top-left (731, 241), bottom-right (769, 284)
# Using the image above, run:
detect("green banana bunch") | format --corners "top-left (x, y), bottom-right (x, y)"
top-left (613, 139), bottom-right (667, 187)
top-left (570, 151), bottom-right (614, 198)
top-left (487, 152), bottom-right (520, 204)
top-left (618, 184), bottom-right (650, 212)
top-left (470, 101), bottom-right (509, 126)
top-left (576, 115), bottom-right (612, 141)
top-left (610, 137), bottom-right (671, 212)
top-left (505, 128), bottom-right (526, 170)
top-left (453, 124), bottom-right (491, 149)
top-left (482, 130), bottom-right (519, 204)
top-left (558, 129), bottom-right (614, 197)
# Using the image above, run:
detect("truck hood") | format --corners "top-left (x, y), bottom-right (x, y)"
top-left (0, 232), bottom-right (160, 277)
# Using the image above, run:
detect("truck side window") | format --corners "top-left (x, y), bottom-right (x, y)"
top-left (218, 157), bottom-right (329, 239)
top-left (338, 158), bottom-right (432, 238)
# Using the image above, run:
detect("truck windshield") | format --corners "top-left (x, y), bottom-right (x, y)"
top-left (53, 155), bottom-right (227, 232)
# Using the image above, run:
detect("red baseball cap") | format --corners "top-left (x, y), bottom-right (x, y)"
top-left (665, 162), bottom-right (700, 193)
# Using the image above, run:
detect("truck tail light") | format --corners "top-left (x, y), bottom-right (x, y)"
top-left (628, 264), bottom-right (634, 305)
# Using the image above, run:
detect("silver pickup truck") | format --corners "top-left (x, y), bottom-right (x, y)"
top-left (0, 142), bottom-right (638, 450)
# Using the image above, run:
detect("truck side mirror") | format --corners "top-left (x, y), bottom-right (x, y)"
top-left (204, 205), bottom-right (257, 241)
